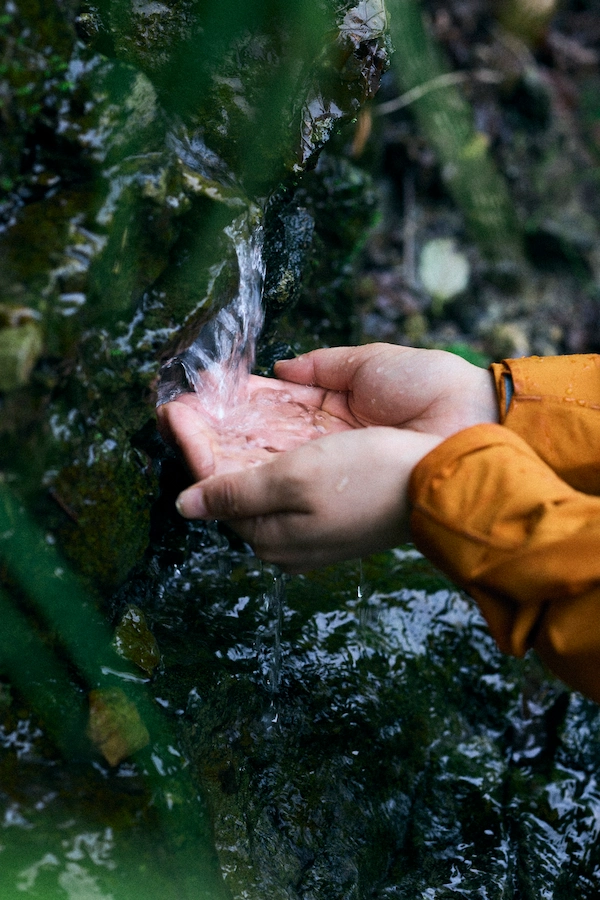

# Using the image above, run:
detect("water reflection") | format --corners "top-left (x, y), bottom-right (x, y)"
top-left (4, 519), bottom-right (600, 897)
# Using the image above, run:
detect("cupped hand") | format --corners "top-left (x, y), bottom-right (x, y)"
top-left (157, 341), bottom-right (496, 572)
top-left (156, 373), bottom-right (362, 481)
top-left (273, 343), bottom-right (499, 438)
top-left (176, 426), bottom-right (442, 573)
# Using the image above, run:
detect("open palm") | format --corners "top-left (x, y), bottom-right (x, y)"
top-left (157, 373), bottom-right (362, 481)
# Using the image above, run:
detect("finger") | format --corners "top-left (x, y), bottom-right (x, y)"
top-left (226, 513), bottom-right (304, 566)
top-left (274, 344), bottom-right (394, 392)
top-left (228, 513), bottom-right (345, 574)
top-left (230, 509), bottom-right (402, 574)
top-left (156, 401), bottom-right (176, 444)
top-left (176, 450), bottom-right (312, 520)
top-left (158, 400), bottom-right (217, 480)
top-left (274, 346), bottom-right (359, 389)
top-left (156, 393), bottom-right (203, 444)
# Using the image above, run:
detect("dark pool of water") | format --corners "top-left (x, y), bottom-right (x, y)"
top-left (2, 518), bottom-right (600, 899)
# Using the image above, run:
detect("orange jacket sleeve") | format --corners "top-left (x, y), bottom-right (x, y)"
top-left (409, 354), bottom-right (600, 702)
top-left (490, 353), bottom-right (600, 493)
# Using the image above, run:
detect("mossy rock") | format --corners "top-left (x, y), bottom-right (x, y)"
top-left (53, 444), bottom-right (157, 590)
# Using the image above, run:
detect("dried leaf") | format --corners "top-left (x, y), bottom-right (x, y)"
top-left (0, 322), bottom-right (43, 392)
top-left (112, 605), bottom-right (161, 676)
top-left (87, 687), bottom-right (150, 767)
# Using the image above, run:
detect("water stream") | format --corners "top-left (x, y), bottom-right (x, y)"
top-left (263, 569), bottom-right (286, 700)
top-left (156, 215), bottom-right (266, 413)
top-left (157, 208), bottom-right (290, 723)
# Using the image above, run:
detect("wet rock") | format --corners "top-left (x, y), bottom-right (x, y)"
top-left (0, 52), bottom-right (187, 356)
top-left (295, 0), bottom-right (390, 172)
top-left (52, 441), bottom-right (157, 590)
top-left (58, 55), bottom-right (165, 165)
top-left (0, 0), bottom-right (388, 586)
top-left (3, 513), bottom-right (600, 897)
top-left (115, 534), bottom-right (600, 900)
top-left (271, 152), bottom-right (379, 342)
top-left (0, 0), bottom-right (77, 188)
top-left (1, 4), bottom-right (387, 422)
top-left (263, 201), bottom-right (316, 316)
top-left (0, 3), bottom-right (402, 892)
top-left (81, 0), bottom-right (390, 191)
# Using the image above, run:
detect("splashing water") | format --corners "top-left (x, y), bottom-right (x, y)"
top-left (156, 212), bottom-right (352, 469)
top-left (157, 214), bottom-right (266, 415)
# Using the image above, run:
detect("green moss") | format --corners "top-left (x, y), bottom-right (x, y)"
top-left (0, 0), bottom-right (76, 181)
top-left (53, 445), bottom-right (157, 590)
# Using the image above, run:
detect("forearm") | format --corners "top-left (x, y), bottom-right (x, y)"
top-left (409, 424), bottom-right (600, 702)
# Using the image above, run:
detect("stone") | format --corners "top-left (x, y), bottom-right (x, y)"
top-left (419, 237), bottom-right (471, 309)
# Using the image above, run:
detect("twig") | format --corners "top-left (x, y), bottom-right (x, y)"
top-left (375, 69), bottom-right (502, 116)
top-left (403, 170), bottom-right (417, 288)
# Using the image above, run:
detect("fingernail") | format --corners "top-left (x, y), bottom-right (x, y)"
top-left (176, 488), bottom-right (207, 519)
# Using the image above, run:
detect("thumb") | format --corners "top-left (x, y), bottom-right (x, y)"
top-left (274, 346), bottom-right (364, 391)
top-left (176, 458), bottom-right (296, 521)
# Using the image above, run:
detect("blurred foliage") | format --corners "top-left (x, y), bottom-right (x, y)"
top-left (386, 0), bottom-right (522, 260)
top-left (0, 480), bottom-right (231, 897)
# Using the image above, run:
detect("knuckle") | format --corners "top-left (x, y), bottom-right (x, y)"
top-left (277, 476), bottom-right (305, 508)
top-left (206, 476), bottom-right (241, 518)
top-left (251, 521), bottom-right (279, 561)
top-left (250, 517), bottom-right (294, 568)
top-left (279, 468), bottom-right (316, 509)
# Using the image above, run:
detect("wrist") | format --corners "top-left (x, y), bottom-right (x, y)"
top-left (472, 367), bottom-right (501, 426)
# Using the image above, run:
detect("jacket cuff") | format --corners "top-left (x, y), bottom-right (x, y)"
top-left (408, 420), bottom-right (600, 702)
top-left (408, 423), bottom-right (585, 657)
top-left (489, 354), bottom-right (600, 493)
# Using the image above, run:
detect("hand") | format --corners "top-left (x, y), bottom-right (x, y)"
top-left (157, 374), bottom-right (361, 481)
top-left (159, 342), bottom-right (496, 572)
top-left (273, 343), bottom-right (498, 438)
top-left (176, 426), bottom-right (442, 573)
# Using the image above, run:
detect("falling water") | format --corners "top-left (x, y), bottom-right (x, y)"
top-left (157, 214), bottom-right (266, 413)
top-left (157, 212), bottom-right (290, 704)
top-left (255, 567), bottom-right (286, 731)
top-left (264, 569), bottom-right (286, 698)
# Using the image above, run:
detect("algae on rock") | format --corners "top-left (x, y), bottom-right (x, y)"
top-left (0, 0), bottom-right (388, 586)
